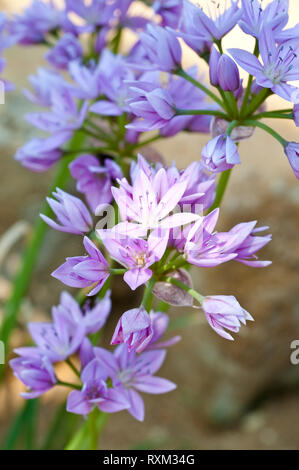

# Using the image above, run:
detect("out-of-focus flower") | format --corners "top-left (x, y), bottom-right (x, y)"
top-left (54, 290), bottom-right (111, 336)
top-left (52, 236), bottom-right (110, 296)
top-left (139, 24), bottom-right (182, 72)
top-left (229, 26), bottom-right (299, 102)
top-left (10, 353), bottom-right (57, 399)
top-left (153, 0), bottom-right (183, 28)
top-left (239, 0), bottom-right (289, 38)
top-left (23, 68), bottom-right (69, 107)
top-left (285, 142), bottom-right (299, 179)
top-left (41, 188), bottom-right (93, 235)
top-left (201, 134), bottom-right (241, 173)
top-left (293, 104), bottom-right (299, 127)
top-left (69, 155), bottom-right (122, 213)
top-left (66, 359), bottom-right (130, 415)
top-left (25, 88), bottom-right (88, 135)
top-left (202, 295), bottom-right (254, 340)
top-left (65, 0), bottom-right (116, 32)
top-left (45, 33), bottom-right (83, 70)
top-left (94, 345), bottom-right (176, 421)
top-left (15, 132), bottom-right (72, 172)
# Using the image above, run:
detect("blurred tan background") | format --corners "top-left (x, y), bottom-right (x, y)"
top-left (0, 0), bottom-right (299, 450)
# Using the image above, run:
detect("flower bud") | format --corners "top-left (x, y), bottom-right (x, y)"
top-left (209, 46), bottom-right (220, 87)
top-left (218, 54), bottom-right (240, 92)
top-left (285, 142), bottom-right (299, 179)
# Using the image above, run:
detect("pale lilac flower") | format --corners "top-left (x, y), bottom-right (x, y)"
top-left (239, 0), bottom-right (289, 38)
top-left (176, 209), bottom-right (238, 267)
top-left (215, 221), bottom-right (272, 267)
top-left (146, 311), bottom-right (181, 350)
top-left (23, 68), bottom-right (69, 107)
top-left (15, 132), bottom-right (72, 172)
top-left (54, 290), bottom-right (111, 335)
top-left (285, 142), bottom-right (299, 179)
top-left (79, 338), bottom-right (95, 369)
top-left (65, 0), bottom-right (116, 32)
top-left (94, 345), bottom-right (176, 421)
top-left (68, 60), bottom-right (103, 100)
top-left (0, 13), bottom-right (18, 49)
top-left (66, 359), bottom-right (130, 415)
top-left (10, 353), bottom-right (57, 399)
top-left (40, 188), bottom-right (93, 235)
top-left (52, 236), bottom-right (110, 296)
top-left (201, 134), bottom-right (241, 173)
top-left (0, 57), bottom-right (14, 91)
top-left (294, 104), bottom-right (299, 127)
top-left (45, 34), bottom-right (83, 70)
top-left (9, 0), bottom-right (63, 45)
top-left (202, 295), bottom-right (254, 341)
top-left (126, 84), bottom-right (175, 132)
top-left (139, 24), bottom-right (182, 72)
top-left (177, 0), bottom-right (241, 51)
top-left (69, 155), bottom-right (122, 213)
top-left (229, 26), bottom-right (299, 102)
top-left (27, 310), bottom-right (85, 363)
top-left (217, 54), bottom-right (240, 92)
top-left (25, 88), bottom-right (88, 135)
top-left (153, 0), bottom-right (183, 28)
top-left (111, 307), bottom-right (154, 353)
top-left (99, 228), bottom-right (169, 290)
top-left (112, 168), bottom-right (200, 233)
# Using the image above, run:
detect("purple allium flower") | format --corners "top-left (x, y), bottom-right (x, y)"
top-left (69, 155), bottom-right (122, 213)
top-left (52, 236), bottom-right (110, 296)
top-left (138, 24), bottom-right (182, 73)
top-left (275, 23), bottom-right (299, 45)
top-left (66, 359), bottom-right (130, 415)
top-left (176, 209), bottom-right (237, 268)
top-left (178, 0), bottom-right (241, 48)
top-left (215, 221), bottom-right (272, 267)
top-left (202, 295), bottom-right (254, 341)
top-left (55, 290), bottom-right (111, 336)
top-left (145, 311), bottom-right (181, 350)
top-left (229, 26), bottom-right (299, 102)
top-left (285, 142), bottom-right (299, 179)
top-left (239, 0), bottom-right (289, 38)
top-left (65, 0), bottom-right (116, 31)
top-left (79, 338), bottom-right (95, 369)
top-left (153, 0), bottom-right (183, 28)
top-left (25, 88), bottom-right (88, 135)
top-left (40, 188), bottom-right (93, 235)
top-left (68, 60), bottom-right (103, 100)
top-left (112, 167), bottom-right (200, 233)
top-left (209, 46), bottom-right (221, 87)
top-left (111, 307), bottom-right (154, 353)
top-left (0, 57), bottom-right (14, 92)
top-left (294, 104), bottom-right (299, 127)
top-left (217, 54), bottom-right (240, 92)
top-left (9, 0), bottom-right (63, 45)
top-left (45, 34), bottom-right (83, 70)
top-left (99, 228), bottom-right (169, 290)
top-left (201, 134), bottom-right (241, 173)
top-left (23, 68), bottom-right (69, 107)
top-left (27, 309), bottom-right (85, 363)
top-left (15, 132), bottom-right (72, 172)
top-left (94, 345), bottom-right (176, 421)
top-left (126, 84), bottom-right (175, 132)
top-left (0, 13), bottom-right (18, 49)
top-left (10, 353), bottom-right (57, 399)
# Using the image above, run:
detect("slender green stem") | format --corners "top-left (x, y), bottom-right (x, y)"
top-left (66, 358), bottom-right (81, 378)
top-left (250, 111), bottom-right (293, 120)
top-left (242, 119), bottom-right (288, 146)
top-left (225, 91), bottom-right (239, 119)
top-left (218, 88), bottom-right (234, 116)
top-left (176, 68), bottom-right (225, 109)
top-left (109, 268), bottom-right (127, 275)
top-left (141, 277), bottom-right (156, 311)
top-left (207, 169), bottom-right (232, 213)
top-left (157, 255), bottom-right (188, 275)
top-left (88, 408), bottom-right (98, 450)
top-left (57, 381), bottom-right (81, 390)
top-left (165, 277), bottom-right (204, 305)
top-left (175, 108), bottom-right (229, 119)
top-left (240, 39), bottom-right (259, 117)
top-left (244, 88), bottom-right (271, 117)
top-left (131, 134), bottom-right (161, 150)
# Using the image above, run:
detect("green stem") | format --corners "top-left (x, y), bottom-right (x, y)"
top-left (131, 134), bottom-right (161, 150)
top-left (244, 88), bottom-right (271, 117)
top-left (250, 111), bottom-right (293, 120)
top-left (141, 277), bottom-right (156, 311)
top-left (88, 408), bottom-right (98, 450)
top-left (66, 358), bottom-right (81, 378)
top-left (175, 108), bottom-right (229, 119)
top-left (176, 69), bottom-right (225, 109)
top-left (109, 268), bottom-right (127, 275)
top-left (242, 119), bottom-right (288, 146)
top-left (240, 39), bottom-right (259, 118)
top-left (207, 169), bottom-right (232, 213)
top-left (57, 381), bottom-right (81, 390)
top-left (225, 91), bottom-right (239, 119)
top-left (165, 277), bottom-right (204, 305)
